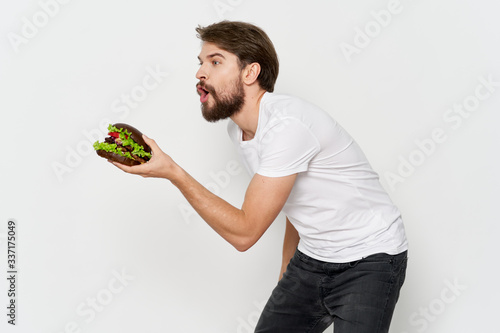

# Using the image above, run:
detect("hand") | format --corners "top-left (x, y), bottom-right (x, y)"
top-left (110, 135), bottom-right (178, 180)
top-left (278, 264), bottom-right (287, 281)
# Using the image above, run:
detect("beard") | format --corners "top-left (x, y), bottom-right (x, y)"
top-left (198, 77), bottom-right (245, 123)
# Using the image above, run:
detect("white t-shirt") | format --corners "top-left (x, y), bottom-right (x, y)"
top-left (227, 92), bottom-right (408, 263)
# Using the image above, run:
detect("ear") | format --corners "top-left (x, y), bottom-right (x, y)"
top-left (242, 62), bottom-right (261, 86)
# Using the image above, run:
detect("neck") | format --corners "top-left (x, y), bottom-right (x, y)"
top-left (230, 88), bottom-right (267, 141)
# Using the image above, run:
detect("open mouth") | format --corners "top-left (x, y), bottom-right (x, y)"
top-left (197, 85), bottom-right (210, 103)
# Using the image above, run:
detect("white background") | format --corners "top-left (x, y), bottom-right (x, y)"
top-left (1, 0), bottom-right (499, 332)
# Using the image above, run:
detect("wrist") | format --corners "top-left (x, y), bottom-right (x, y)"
top-left (168, 163), bottom-right (189, 187)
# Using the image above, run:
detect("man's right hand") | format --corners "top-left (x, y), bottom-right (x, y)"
top-left (111, 135), bottom-right (180, 180)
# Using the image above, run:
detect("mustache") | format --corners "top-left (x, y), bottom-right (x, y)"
top-left (196, 81), bottom-right (215, 94)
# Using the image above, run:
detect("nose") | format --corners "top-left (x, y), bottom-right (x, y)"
top-left (196, 65), bottom-right (207, 81)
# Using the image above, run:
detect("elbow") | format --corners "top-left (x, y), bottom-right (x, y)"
top-left (235, 244), bottom-right (251, 252)
top-left (230, 218), bottom-right (264, 252)
top-left (233, 236), bottom-right (258, 252)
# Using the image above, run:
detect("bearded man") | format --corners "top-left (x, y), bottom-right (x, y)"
top-left (112, 21), bottom-right (408, 333)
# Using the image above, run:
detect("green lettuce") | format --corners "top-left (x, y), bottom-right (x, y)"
top-left (93, 124), bottom-right (152, 160)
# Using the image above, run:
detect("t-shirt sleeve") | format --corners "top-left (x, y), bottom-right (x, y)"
top-left (257, 118), bottom-right (320, 177)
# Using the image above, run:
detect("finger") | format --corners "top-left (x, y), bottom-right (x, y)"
top-left (142, 134), bottom-right (155, 147)
top-left (142, 134), bottom-right (163, 154)
top-left (109, 160), bottom-right (129, 171)
top-left (109, 160), bottom-right (140, 174)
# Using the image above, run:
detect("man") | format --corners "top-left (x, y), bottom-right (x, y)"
top-left (112, 21), bottom-right (408, 333)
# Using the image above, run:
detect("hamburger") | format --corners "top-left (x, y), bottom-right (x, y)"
top-left (93, 123), bottom-right (152, 166)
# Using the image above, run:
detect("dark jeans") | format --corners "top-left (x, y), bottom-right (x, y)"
top-left (255, 249), bottom-right (408, 333)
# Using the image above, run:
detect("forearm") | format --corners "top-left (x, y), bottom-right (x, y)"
top-left (169, 164), bottom-right (252, 251)
top-left (111, 136), bottom-right (295, 252)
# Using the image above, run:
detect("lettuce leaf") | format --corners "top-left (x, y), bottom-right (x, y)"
top-left (93, 124), bottom-right (152, 160)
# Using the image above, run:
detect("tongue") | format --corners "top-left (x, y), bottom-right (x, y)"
top-left (200, 90), bottom-right (209, 103)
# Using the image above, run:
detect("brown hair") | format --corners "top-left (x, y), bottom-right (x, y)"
top-left (196, 21), bottom-right (279, 92)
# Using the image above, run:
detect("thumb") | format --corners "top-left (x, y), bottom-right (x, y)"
top-left (142, 134), bottom-right (163, 154)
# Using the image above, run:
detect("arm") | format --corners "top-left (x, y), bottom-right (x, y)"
top-left (112, 135), bottom-right (296, 252)
top-left (279, 217), bottom-right (300, 280)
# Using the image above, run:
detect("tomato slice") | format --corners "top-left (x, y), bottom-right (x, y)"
top-left (108, 132), bottom-right (129, 139)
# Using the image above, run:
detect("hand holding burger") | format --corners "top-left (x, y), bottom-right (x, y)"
top-left (94, 123), bottom-right (180, 180)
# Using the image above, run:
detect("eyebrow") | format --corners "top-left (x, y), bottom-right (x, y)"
top-left (198, 52), bottom-right (226, 62)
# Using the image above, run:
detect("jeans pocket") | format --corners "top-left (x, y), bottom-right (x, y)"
top-left (348, 258), bottom-right (362, 268)
top-left (394, 255), bottom-right (408, 288)
top-left (358, 251), bottom-right (407, 276)
top-left (295, 250), bottom-right (310, 264)
top-left (390, 251), bottom-right (408, 271)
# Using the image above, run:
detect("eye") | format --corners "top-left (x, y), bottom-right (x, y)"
top-left (212, 60), bottom-right (220, 65)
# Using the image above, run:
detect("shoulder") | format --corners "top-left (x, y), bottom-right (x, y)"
top-left (260, 93), bottom-right (301, 112)
top-left (262, 93), bottom-right (328, 120)
top-left (260, 93), bottom-right (334, 132)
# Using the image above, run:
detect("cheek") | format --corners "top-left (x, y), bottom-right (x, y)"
top-left (220, 79), bottom-right (242, 96)
top-left (214, 84), bottom-right (232, 98)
